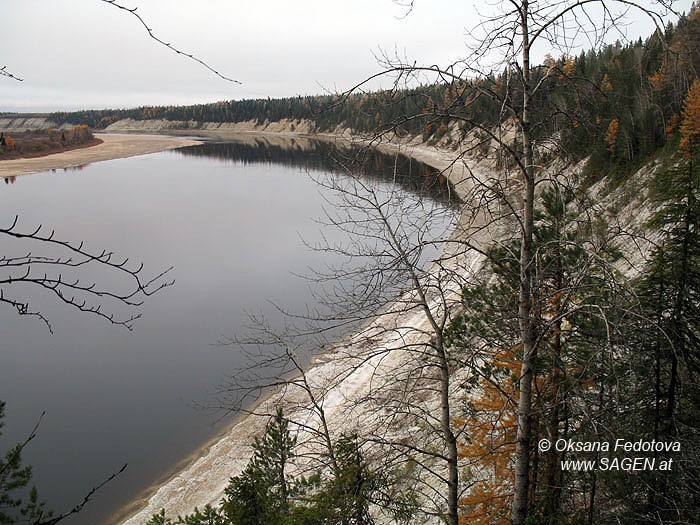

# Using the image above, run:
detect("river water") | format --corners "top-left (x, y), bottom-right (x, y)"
top-left (0, 136), bottom-right (457, 524)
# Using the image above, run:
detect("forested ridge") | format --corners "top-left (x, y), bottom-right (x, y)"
top-left (40, 7), bottom-right (700, 184)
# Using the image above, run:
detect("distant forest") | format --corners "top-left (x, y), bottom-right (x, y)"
top-left (43, 8), bottom-right (700, 184)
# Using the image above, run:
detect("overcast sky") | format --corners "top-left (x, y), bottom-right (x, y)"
top-left (0, 0), bottom-right (694, 113)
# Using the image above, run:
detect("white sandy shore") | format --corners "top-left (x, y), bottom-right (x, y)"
top-left (0, 134), bottom-right (202, 178)
top-left (0, 127), bottom-right (484, 524)
top-left (111, 132), bottom-right (489, 525)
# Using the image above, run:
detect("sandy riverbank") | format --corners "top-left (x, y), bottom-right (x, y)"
top-left (0, 134), bottom-right (202, 178)
top-left (0, 125), bottom-right (483, 523)
top-left (111, 130), bottom-right (488, 524)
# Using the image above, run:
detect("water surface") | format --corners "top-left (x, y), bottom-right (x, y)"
top-left (0, 136), bottom-right (456, 523)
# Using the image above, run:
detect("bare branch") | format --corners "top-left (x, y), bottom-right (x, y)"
top-left (99, 0), bottom-right (241, 84)
top-left (0, 216), bottom-right (173, 331)
top-left (35, 464), bottom-right (127, 525)
top-left (0, 65), bottom-right (23, 82)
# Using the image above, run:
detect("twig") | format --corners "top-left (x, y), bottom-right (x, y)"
top-left (0, 66), bottom-right (23, 82)
top-left (99, 0), bottom-right (240, 84)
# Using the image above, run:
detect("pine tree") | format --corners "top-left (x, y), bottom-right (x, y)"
top-left (0, 401), bottom-right (51, 524)
top-left (449, 187), bottom-right (625, 523)
top-left (221, 408), bottom-right (296, 525)
top-left (309, 435), bottom-right (376, 525)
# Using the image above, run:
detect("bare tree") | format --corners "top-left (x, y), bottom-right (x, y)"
top-left (347, 2), bottom-right (677, 523)
top-left (214, 141), bottom-right (500, 525)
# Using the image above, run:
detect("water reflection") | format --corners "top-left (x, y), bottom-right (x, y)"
top-left (176, 138), bottom-right (460, 206)
top-left (3, 164), bottom-right (87, 185)
top-left (0, 137), bottom-right (457, 524)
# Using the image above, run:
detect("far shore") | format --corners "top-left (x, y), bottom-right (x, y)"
top-left (0, 134), bottom-right (202, 178)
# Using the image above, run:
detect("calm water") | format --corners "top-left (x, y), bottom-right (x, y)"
top-left (0, 137), bottom-right (457, 524)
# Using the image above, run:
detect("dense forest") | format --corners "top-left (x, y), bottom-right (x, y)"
top-left (3, 3), bottom-right (700, 525)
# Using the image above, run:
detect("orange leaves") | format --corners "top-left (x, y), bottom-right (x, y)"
top-left (457, 347), bottom-right (519, 525)
top-left (459, 486), bottom-right (512, 525)
top-left (649, 68), bottom-right (671, 93)
top-left (666, 114), bottom-right (680, 138)
top-left (456, 306), bottom-right (587, 523)
top-left (679, 80), bottom-right (700, 156)
top-left (600, 73), bottom-right (613, 93)
top-left (605, 119), bottom-right (619, 154)
top-left (435, 121), bottom-right (449, 140)
top-left (561, 56), bottom-right (577, 78)
top-left (424, 95), bottom-right (435, 114)
top-left (444, 86), bottom-right (453, 106)
top-left (66, 125), bottom-right (92, 145)
top-left (4, 136), bottom-right (15, 151)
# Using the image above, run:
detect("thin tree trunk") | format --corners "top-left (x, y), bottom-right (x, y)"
top-left (544, 225), bottom-right (565, 517)
top-left (512, 3), bottom-right (537, 523)
top-left (440, 345), bottom-right (459, 525)
top-left (381, 206), bottom-right (458, 525)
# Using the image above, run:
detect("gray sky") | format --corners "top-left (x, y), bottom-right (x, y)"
top-left (0, 0), bottom-right (693, 113)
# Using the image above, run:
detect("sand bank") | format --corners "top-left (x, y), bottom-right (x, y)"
top-left (114, 133), bottom-right (489, 524)
top-left (0, 123), bottom-right (481, 522)
top-left (0, 134), bottom-right (202, 178)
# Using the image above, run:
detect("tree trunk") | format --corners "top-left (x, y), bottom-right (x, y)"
top-left (440, 345), bottom-right (459, 525)
top-left (383, 205), bottom-right (458, 525)
top-left (512, 3), bottom-right (537, 523)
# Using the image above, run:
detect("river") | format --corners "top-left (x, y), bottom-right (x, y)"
top-left (0, 135), bottom-right (457, 524)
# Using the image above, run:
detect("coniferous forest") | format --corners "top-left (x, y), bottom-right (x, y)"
top-left (41, 7), bottom-right (699, 185)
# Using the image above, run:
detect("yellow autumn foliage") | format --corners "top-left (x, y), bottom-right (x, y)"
top-left (605, 119), bottom-right (619, 154)
top-left (679, 80), bottom-right (700, 156)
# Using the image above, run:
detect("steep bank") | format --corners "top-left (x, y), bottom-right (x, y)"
top-left (104, 117), bottom-right (317, 136)
top-left (102, 117), bottom-right (473, 197)
top-left (0, 117), bottom-right (77, 132)
top-left (102, 116), bottom-right (464, 151)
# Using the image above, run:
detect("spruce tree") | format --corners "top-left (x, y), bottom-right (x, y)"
top-left (629, 84), bottom-right (700, 520)
top-left (221, 408), bottom-right (296, 525)
top-left (0, 401), bottom-right (51, 524)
